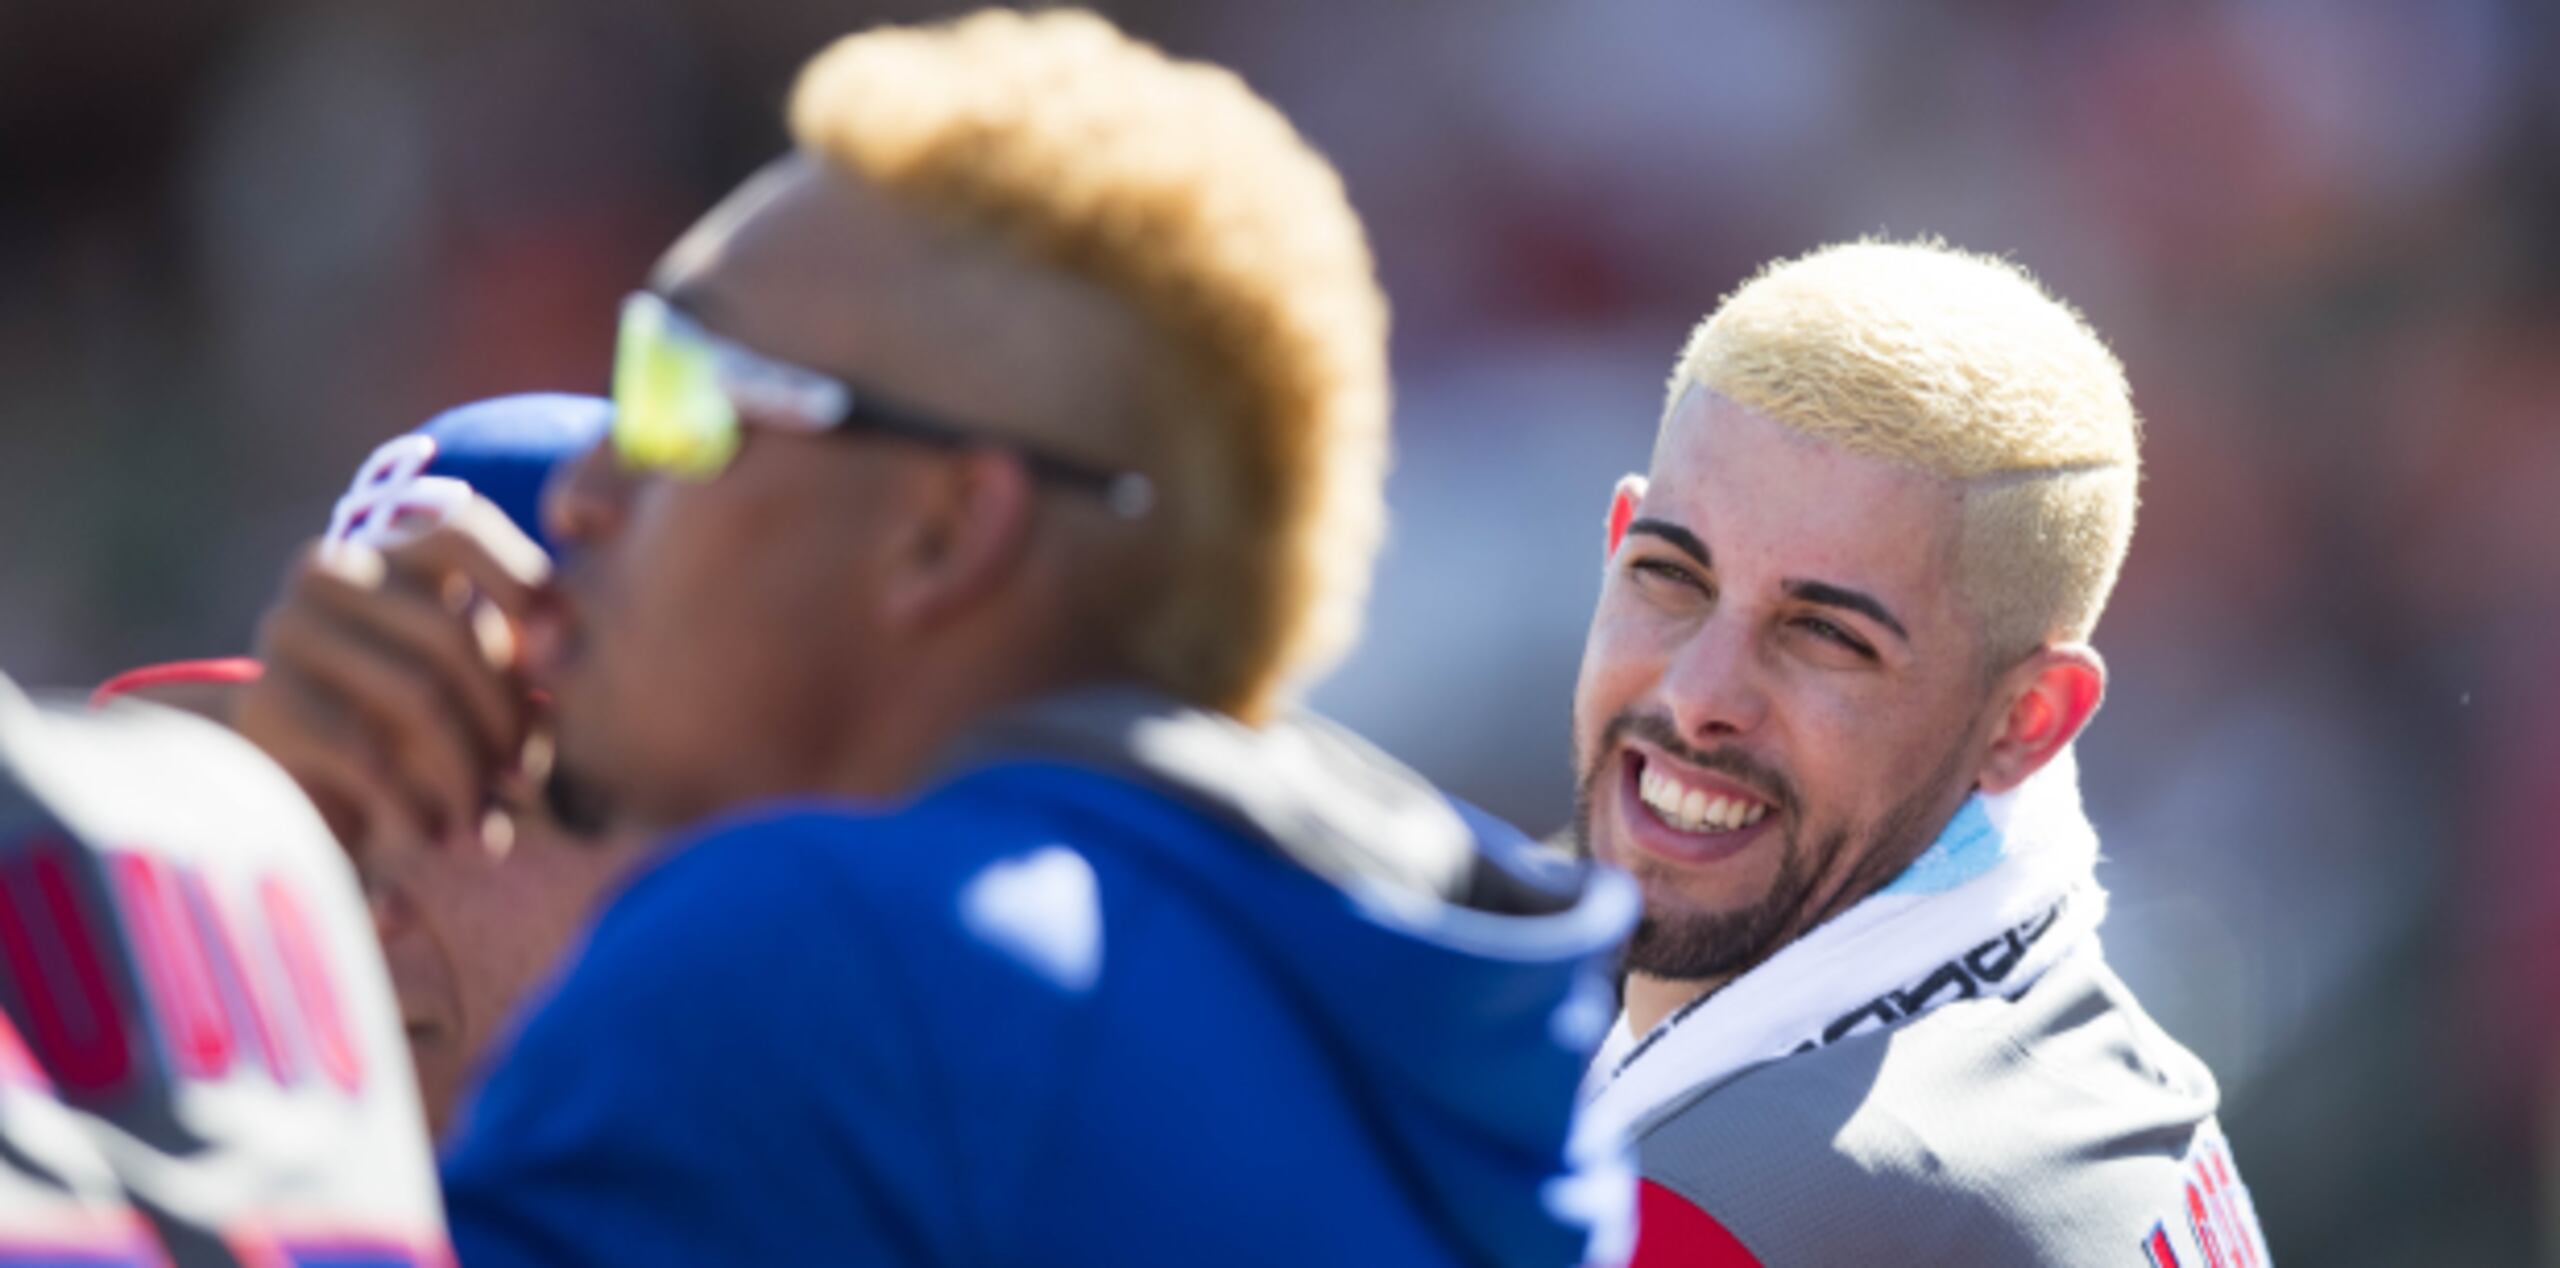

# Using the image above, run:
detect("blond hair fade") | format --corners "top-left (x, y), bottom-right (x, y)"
top-left (1672, 239), bottom-right (2140, 661)
top-left (789, 9), bottom-right (1390, 723)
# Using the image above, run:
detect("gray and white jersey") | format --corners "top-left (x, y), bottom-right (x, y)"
top-left (1635, 947), bottom-right (2270, 1266)
top-left (0, 681), bottom-right (449, 1266)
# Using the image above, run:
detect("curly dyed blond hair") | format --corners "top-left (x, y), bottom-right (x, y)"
top-left (1671, 239), bottom-right (2141, 661)
top-left (789, 9), bottom-right (1389, 722)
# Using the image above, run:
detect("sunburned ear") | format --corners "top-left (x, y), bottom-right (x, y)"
top-left (1976, 644), bottom-right (2106, 794)
top-left (1606, 474), bottom-right (1647, 560)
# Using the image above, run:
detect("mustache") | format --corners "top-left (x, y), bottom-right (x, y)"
top-left (1591, 710), bottom-right (1797, 815)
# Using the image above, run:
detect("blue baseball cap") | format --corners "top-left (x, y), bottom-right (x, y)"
top-left (327, 393), bottom-right (611, 557)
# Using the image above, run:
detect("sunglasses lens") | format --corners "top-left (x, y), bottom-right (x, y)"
top-left (612, 296), bottom-right (739, 478)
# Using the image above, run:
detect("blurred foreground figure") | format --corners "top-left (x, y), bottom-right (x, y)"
top-left (96, 393), bottom-right (636, 1142)
top-left (233, 10), bottom-right (1636, 1265)
top-left (0, 675), bottom-right (448, 1264)
top-left (1571, 242), bottom-right (2271, 1266)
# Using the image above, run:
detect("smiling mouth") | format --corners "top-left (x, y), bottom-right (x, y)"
top-left (1637, 759), bottom-right (1773, 833)
top-left (1612, 748), bottom-right (1784, 866)
top-left (1628, 753), bottom-right (1771, 835)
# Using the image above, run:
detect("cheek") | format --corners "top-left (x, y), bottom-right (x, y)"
top-left (610, 486), bottom-right (843, 715)
top-left (1573, 598), bottom-right (1665, 745)
top-left (1782, 679), bottom-right (1973, 823)
top-left (617, 485), bottom-right (750, 630)
top-left (1772, 674), bottom-right (1869, 748)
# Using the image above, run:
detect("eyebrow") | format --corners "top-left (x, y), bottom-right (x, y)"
top-left (1625, 518), bottom-right (1709, 567)
top-left (1784, 579), bottom-right (1910, 645)
top-left (1626, 516), bottom-right (1912, 647)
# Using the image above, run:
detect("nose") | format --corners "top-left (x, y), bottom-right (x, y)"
top-left (544, 440), bottom-right (633, 550)
top-left (1656, 610), bottom-right (1770, 745)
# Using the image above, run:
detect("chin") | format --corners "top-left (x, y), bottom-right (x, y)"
top-left (1626, 855), bottom-right (1773, 919)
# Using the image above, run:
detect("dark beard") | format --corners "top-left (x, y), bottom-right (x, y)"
top-left (1621, 825), bottom-right (1822, 982)
top-left (542, 761), bottom-right (619, 841)
top-left (1572, 708), bottom-right (1965, 984)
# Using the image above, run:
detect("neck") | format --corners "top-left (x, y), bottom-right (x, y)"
top-left (825, 633), bottom-right (1116, 802)
top-left (1624, 969), bottom-right (1729, 1038)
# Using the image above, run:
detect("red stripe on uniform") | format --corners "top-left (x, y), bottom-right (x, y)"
top-left (90, 658), bottom-right (263, 708)
top-left (1630, 1179), bottom-right (1763, 1267)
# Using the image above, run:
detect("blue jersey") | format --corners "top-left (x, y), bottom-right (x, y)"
top-left (441, 691), bottom-right (1636, 1265)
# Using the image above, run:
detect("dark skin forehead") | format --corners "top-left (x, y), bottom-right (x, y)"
top-left (649, 155), bottom-right (1165, 466)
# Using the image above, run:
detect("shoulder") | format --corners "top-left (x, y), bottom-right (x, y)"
top-left (455, 807), bottom-right (937, 1130)
top-left (547, 807), bottom-right (910, 1016)
top-left (442, 804), bottom-right (1018, 1264)
top-left (604, 804), bottom-right (872, 923)
top-left (565, 792), bottom-right (1122, 1033)
top-left (1637, 949), bottom-right (2237, 1265)
top-left (542, 786), bottom-right (1154, 1091)
top-left (596, 792), bottom-right (1063, 946)
top-left (1636, 1036), bottom-right (2031, 1265)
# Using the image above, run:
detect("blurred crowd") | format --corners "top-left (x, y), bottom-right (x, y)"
top-left (3, 1), bottom-right (2554, 1261)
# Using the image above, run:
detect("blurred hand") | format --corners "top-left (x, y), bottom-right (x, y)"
top-left (233, 496), bottom-right (554, 856)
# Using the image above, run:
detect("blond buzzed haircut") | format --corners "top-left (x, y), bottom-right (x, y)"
top-left (789, 9), bottom-right (1389, 723)
top-left (1671, 239), bottom-right (2140, 661)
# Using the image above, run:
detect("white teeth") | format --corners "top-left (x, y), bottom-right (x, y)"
top-left (1637, 763), bottom-right (1770, 834)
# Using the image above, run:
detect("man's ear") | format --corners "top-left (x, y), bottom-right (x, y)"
top-left (881, 450), bottom-right (1038, 630)
top-left (1976, 643), bottom-right (2106, 794)
top-left (1606, 474), bottom-right (1647, 560)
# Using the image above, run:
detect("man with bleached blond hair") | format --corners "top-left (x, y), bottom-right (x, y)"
top-left (1570, 240), bottom-right (2271, 1265)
